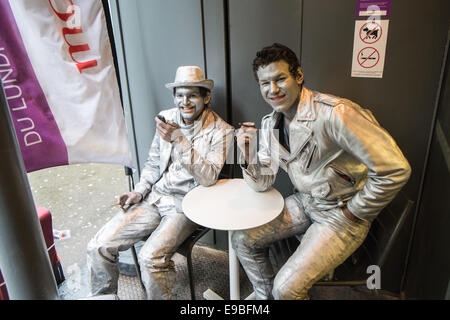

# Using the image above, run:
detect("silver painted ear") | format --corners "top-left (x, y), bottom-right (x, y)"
top-left (297, 66), bottom-right (304, 85)
top-left (204, 92), bottom-right (211, 105)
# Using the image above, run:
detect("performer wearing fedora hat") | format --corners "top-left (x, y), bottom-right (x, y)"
top-left (87, 66), bottom-right (234, 299)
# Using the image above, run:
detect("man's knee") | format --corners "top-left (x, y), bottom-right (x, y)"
top-left (231, 230), bottom-right (257, 251)
top-left (272, 273), bottom-right (308, 300)
top-left (87, 237), bottom-right (118, 264)
top-left (138, 244), bottom-right (173, 271)
top-left (272, 282), bottom-right (293, 300)
top-left (87, 237), bottom-right (100, 258)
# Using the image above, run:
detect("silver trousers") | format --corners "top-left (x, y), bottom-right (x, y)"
top-left (87, 195), bottom-right (198, 299)
top-left (231, 193), bottom-right (370, 300)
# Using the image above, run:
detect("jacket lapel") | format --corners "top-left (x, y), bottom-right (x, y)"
top-left (191, 108), bottom-right (215, 143)
top-left (287, 122), bottom-right (312, 164)
top-left (286, 87), bottom-right (316, 164)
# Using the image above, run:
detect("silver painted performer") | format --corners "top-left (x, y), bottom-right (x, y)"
top-left (87, 66), bottom-right (234, 299)
top-left (233, 43), bottom-right (411, 300)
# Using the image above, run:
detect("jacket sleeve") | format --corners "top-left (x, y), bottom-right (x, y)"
top-left (241, 117), bottom-right (279, 192)
top-left (176, 123), bottom-right (235, 187)
top-left (133, 130), bottom-right (161, 198)
top-left (327, 102), bottom-right (411, 221)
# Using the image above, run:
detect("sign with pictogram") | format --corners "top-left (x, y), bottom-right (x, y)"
top-left (359, 21), bottom-right (382, 44)
top-left (351, 19), bottom-right (389, 78)
top-left (357, 47), bottom-right (380, 68)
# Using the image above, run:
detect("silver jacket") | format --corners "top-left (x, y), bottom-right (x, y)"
top-left (134, 107), bottom-right (234, 199)
top-left (243, 87), bottom-right (411, 221)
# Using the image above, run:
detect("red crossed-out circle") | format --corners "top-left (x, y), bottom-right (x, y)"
top-left (357, 47), bottom-right (380, 68)
top-left (359, 21), bottom-right (382, 44)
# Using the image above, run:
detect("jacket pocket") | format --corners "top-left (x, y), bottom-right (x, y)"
top-left (329, 164), bottom-right (356, 186)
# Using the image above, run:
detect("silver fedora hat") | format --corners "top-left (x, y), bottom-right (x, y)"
top-left (165, 66), bottom-right (214, 90)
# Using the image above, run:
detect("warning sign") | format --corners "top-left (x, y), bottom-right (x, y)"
top-left (357, 47), bottom-right (380, 68)
top-left (351, 19), bottom-right (389, 78)
top-left (359, 21), bottom-right (382, 44)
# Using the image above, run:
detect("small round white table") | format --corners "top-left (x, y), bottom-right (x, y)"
top-left (182, 178), bottom-right (284, 300)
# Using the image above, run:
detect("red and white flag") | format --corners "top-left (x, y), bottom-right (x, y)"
top-left (0, 0), bottom-right (133, 172)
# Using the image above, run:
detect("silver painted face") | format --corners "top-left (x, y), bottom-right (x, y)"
top-left (257, 60), bottom-right (302, 116)
top-left (174, 86), bottom-right (210, 124)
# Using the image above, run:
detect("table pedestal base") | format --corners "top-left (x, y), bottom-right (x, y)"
top-left (183, 179), bottom-right (283, 301)
top-left (203, 289), bottom-right (256, 300)
top-left (228, 231), bottom-right (240, 300)
top-left (202, 231), bottom-right (241, 300)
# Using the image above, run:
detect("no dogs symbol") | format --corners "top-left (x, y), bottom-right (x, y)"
top-left (359, 22), bottom-right (382, 44)
top-left (357, 47), bottom-right (380, 68)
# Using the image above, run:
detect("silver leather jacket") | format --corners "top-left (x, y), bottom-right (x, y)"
top-left (243, 87), bottom-right (411, 222)
top-left (134, 107), bottom-right (234, 199)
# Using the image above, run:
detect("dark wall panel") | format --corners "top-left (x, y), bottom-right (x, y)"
top-left (228, 0), bottom-right (302, 126)
top-left (228, 0), bottom-right (303, 196)
top-left (203, 0), bottom-right (228, 122)
top-left (405, 36), bottom-right (450, 299)
top-left (118, 0), bottom-right (205, 171)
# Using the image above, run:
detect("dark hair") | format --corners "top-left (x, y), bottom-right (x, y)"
top-left (252, 43), bottom-right (303, 81)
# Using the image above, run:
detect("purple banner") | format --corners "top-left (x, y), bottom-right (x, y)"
top-left (356, 0), bottom-right (391, 19)
top-left (0, 0), bottom-right (68, 172)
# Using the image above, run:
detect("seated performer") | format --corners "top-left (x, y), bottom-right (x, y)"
top-left (233, 43), bottom-right (411, 300)
top-left (87, 66), bottom-right (234, 299)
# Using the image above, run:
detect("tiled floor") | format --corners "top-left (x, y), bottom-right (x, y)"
top-left (116, 245), bottom-right (253, 300)
top-left (58, 242), bottom-right (398, 300)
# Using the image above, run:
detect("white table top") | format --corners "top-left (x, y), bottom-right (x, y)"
top-left (182, 178), bottom-right (284, 231)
